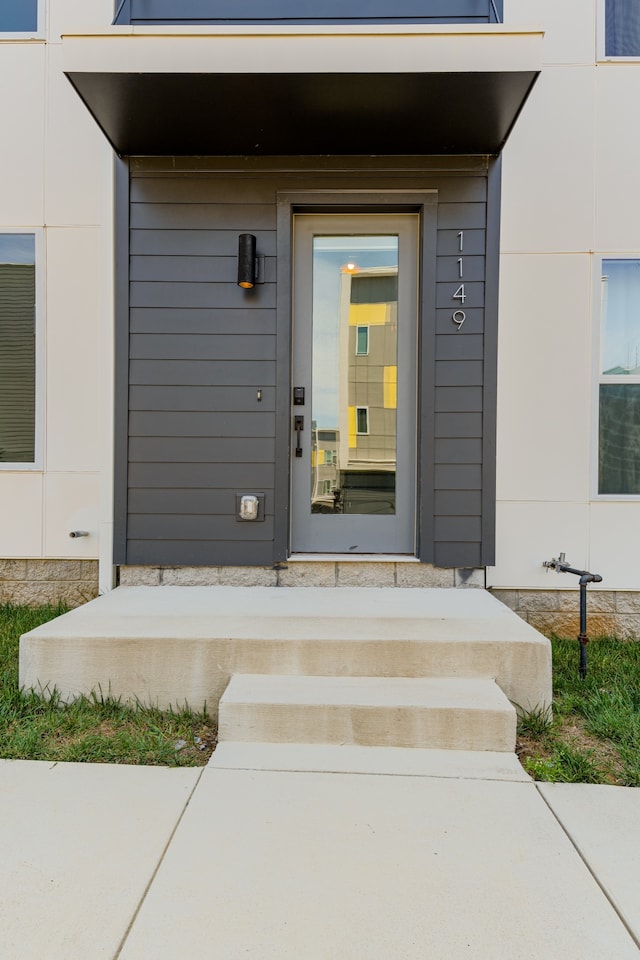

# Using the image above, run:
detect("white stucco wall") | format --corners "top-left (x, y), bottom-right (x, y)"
top-left (489, 0), bottom-right (640, 591)
top-left (0, 0), bottom-right (113, 571)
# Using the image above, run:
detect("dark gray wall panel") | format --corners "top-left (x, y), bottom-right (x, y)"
top-left (128, 515), bottom-right (274, 540)
top-left (122, 161), bottom-right (497, 568)
top-left (129, 462), bottom-right (275, 488)
top-left (434, 412), bottom-right (483, 438)
top-left (434, 542), bottom-right (482, 567)
top-left (434, 361), bottom-right (484, 387)
top-left (130, 203), bottom-right (276, 230)
top-left (437, 203), bottom-right (486, 230)
top-left (130, 281), bottom-right (276, 310)
top-left (434, 387), bottom-right (483, 412)
top-left (437, 229), bottom-right (486, 256)
top-left (436, 257), bottom-right (485, 283)
top-left (130, 229), bottom-right (277, 257)
top-left (129, 411), bottom-right (275, 437)
top-left (130, 360), bottom-right (276, 386)
top-left (130, 385), bottom-right (276, 412)
top-left (435, 308), bottom-right (484, 336)
top-left (127, 540), bottom-right (275, 565)
top-left (436, 281), bottom-right (484, 310)
top-left (130, 308), bottom-right (277, 336)
top-left (434, 438), bottom-right (483, 464)
top-left (129, 334), bottom-right (276, 361)
top-left (131, 178), bottom-right (278, 205)
top-left (434, 464), bottom-right (482, 489)
top-left (434, 490), bottom-right (482, 515)
top-left (130, 255), bottom-right (277, 283)
top-left (128, 488), bottom-right (273, 515)
top-left (435, 334), bottom-right (484, 362)
top-left (434, 516), bottom-right (482, 541)
top-left (129, 436), bottom-right (275, 462)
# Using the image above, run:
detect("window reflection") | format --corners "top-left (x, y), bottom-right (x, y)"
top-left (311, 236), bottom-right (398, 515)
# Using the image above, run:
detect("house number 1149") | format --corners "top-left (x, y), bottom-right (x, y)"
top-left (453, 230), bottom-right (466, 331)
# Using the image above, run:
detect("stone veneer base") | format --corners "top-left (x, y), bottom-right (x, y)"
top-left (490, 589), bottom-right (640, 640)
top-left (0, 560), bottom-right (99, 608)
top-left (118, 563), bottom-right (485, 589)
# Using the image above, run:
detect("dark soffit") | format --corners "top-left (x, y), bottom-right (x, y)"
top-left (66, 70), bottom-right (538, 156)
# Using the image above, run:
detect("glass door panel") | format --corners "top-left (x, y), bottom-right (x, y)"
top-left (292, 214), bottom-right (418, 554)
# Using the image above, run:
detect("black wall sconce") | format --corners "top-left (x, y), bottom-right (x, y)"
top-left (237, 233), bottom-right (264, 289)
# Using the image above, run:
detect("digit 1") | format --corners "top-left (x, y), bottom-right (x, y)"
top-left (457, 257), bottom-right (463, 278)
top-left (457, 230), bottom-right (464, 252)
top-left (453, 311), bottom-right (466, 331)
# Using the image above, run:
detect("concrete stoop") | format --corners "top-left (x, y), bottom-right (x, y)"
top-left (218, 674), bottom-right (517, 752)
top-left (19, 586), bottom-right (551, 757)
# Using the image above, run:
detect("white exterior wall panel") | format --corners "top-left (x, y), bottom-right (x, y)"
top-left (0, 1), bottom-right (110, 566)
top-left (490, 0), bottom-right (640, 594)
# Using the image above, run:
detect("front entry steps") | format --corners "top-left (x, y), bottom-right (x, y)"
top-left (218, 674), bottom-right (517, 753)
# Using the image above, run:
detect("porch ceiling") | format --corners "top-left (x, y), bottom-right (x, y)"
top-left (63, 25), bottom-right (542, 157)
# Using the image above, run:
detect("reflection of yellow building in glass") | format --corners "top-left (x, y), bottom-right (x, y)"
top-left (310, 425), bottom-right (341, 512)
top-left (339, 264), bottom-right (398, 515)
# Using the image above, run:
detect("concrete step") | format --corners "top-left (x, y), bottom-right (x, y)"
top-left (19, 586), bottom-right (552, 714)
top-left (218, 674), bottom-right (517, 752)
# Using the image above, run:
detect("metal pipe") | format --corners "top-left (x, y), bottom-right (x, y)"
top-left (542, 554), bottom-right (602, 679)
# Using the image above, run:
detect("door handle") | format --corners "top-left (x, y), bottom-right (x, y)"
top-left (294, 415), bottom-right (304, 458)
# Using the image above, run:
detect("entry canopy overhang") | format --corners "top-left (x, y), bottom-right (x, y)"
top-left (63, 25), bottom-right (543, 156)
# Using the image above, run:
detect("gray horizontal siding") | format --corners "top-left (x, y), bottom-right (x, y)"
top-left (129, 437), bottom-right (275, 462)
top-left (130, 308), bottom-right (276, 335)
top-left (130, 255), bottom-right (277, 283)
top-left (129, 385), bottom-right (276, 411)
top-left (128, 515), bottom-right (274, 540)
top-left (435, 335), bottom-right (484, 362)
top-left (129, 462), bottom-right (275, 488)
top-left (434, 412), bottom-right (483, 438)
top-left (127, 540), bottom-right (275, 566)
top-left (434, 543), bottom-right (482, 567)
top-left (117, 0), bottom-right (501, 25)
top-left (129, 488), bottom-right (273, 514)
top-left (130, 229), bottom-right (278, 257)
top-left (435, 308), bottom-right (484, 336)
top-left (123, 163), bottom-right (494, 567)
top-left (129, 334), bottom-right (276, 361)
top-left (129, 411), bottom-right (275, 437)
top-left (130, 360), bottom-right (276, 385)
top-left (130, 282), bottom-right (276, 310)
top-left (130, 203), bottom-right (276, 231)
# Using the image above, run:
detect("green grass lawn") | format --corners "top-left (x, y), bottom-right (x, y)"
top-left (517, 639), bottom-right (640, 786)
top-left (1, 603), bottom-right (639, 778)
top-left (0, 603), bottom-right (216, 765)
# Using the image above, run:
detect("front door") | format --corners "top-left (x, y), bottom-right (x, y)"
top-left (291, 213), bottom-right (419, 554)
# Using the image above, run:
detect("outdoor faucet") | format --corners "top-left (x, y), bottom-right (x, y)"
top-left (543, 554), bottom-right (602, 679)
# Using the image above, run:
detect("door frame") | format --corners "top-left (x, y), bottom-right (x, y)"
top-left (274, 190), bottom-right (438, 562)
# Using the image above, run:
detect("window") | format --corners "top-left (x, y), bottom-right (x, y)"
top-left (356, 407), bottom-right (369, 435)
top-left (356, 325), bottom-right (369, 356)
top-left (604, 0), bottom-right (640, 56)
top-left (0, 0), bottom-right (38, 32)
top-left (598, 259), bottom-right (640, 494)
top-left (0, 234), bottom-right (38, 467)
top-left (325, 449), bottom-right (333, 465)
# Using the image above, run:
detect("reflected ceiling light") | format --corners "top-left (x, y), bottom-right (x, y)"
top-left (341, 262), bottom-right (360, 274)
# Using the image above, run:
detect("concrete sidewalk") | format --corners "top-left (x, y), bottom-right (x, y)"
top-left (1, 751), bottom-right (639, 959)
